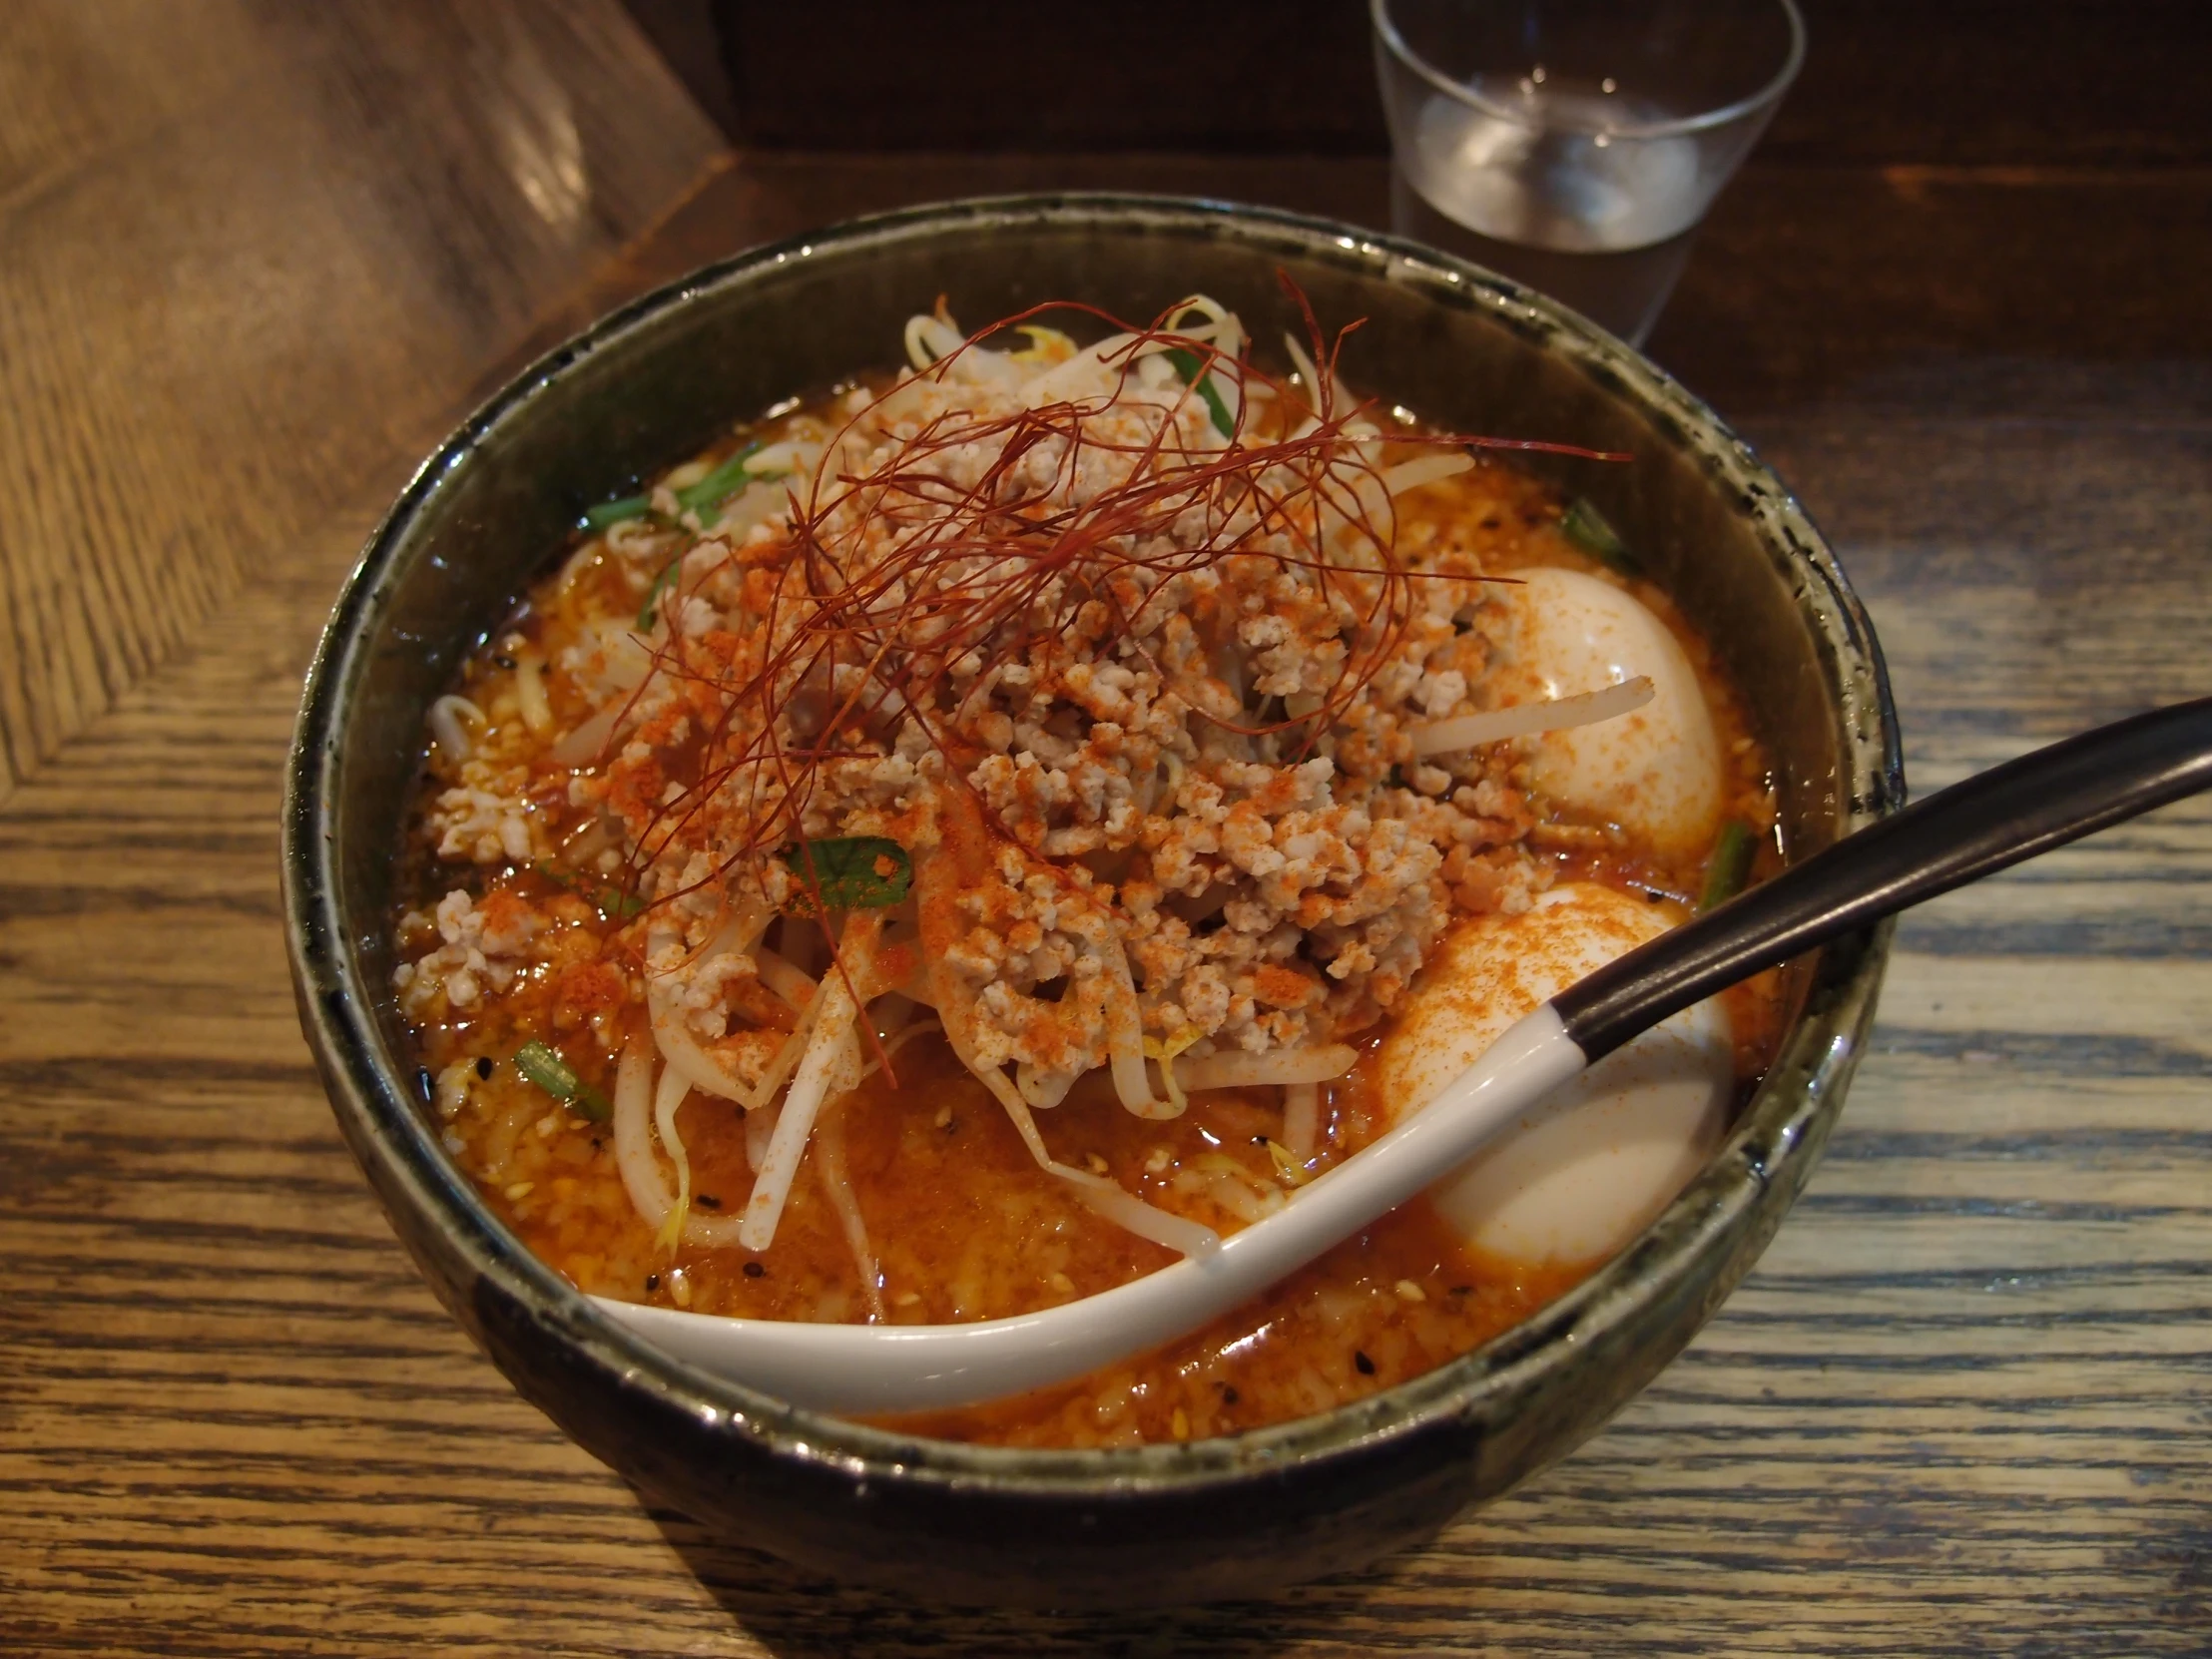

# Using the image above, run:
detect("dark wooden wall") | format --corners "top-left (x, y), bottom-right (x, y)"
top-left (622, 0), bottom-right (2212, 162)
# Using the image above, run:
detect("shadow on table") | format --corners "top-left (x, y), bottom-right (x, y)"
top-left (645, 1498), bottom-right (1417, 1656)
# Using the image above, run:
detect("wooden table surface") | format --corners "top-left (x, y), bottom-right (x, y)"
top-left (4, 3), bottom-right (2207, 1652)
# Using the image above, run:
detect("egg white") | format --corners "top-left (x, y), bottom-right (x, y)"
top-left (1489, 566), bottom-right (1724, 860)
top-left (1374, 881), bottom-right (1731, 1267)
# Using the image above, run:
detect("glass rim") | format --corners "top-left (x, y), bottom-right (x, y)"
top-left (1371, 0), bottom-right (1807, 141)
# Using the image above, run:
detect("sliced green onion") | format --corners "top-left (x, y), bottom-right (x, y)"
top-left (1560, 497), bottom-right (1640, 576)
top-left (537, 862), bottom-right (646, 928)
top-left (533, 860), bottom-right (646, 923)
top-left (1698, 820), bottom-right (1756, 912)
top-left (780, 836), bottom-right (913, 913)
top-left (1163, 346), bottom-right (1235, 437)
top-left (530, 859), bottom-right (581, 902)
top-left (583, 439), bottom-right (767, 534)
top-left (513, 1039), bottom-right (612, 1123)
top-left (596, 887), bottom-right (646, 921)
top-left (514, 1039), bottom-right (579, 1096)
top-left (584, 492), bottom-right (652, 531)
top-left (637, 556), bottom-right (683, 630)
top-left (674, 441), bottom-right (764, 516)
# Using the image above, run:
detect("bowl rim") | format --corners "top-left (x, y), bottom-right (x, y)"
top-left (282, 190), bottom-right (1901, 1498)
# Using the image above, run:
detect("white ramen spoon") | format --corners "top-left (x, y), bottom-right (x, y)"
top-left (595, 697), bottom-right (2212, 1414)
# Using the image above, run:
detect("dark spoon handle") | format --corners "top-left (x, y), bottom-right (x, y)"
top-left (1554, 696), bottom-right (2212, 1062)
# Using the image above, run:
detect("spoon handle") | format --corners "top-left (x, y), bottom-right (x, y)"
top-left (1555, 695), bottom-right (2212, 1063)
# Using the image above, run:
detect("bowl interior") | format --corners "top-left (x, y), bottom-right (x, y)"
top-left (289, 196), bottom-right (1898, 1528)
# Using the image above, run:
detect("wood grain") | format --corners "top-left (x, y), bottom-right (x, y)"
top-left (0, 0), bottom-right (724, 800)
top-left (3, 28), bottom-right (2209, 1658)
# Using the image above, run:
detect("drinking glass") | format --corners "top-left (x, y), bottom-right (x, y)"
top-left (1373, 0), bottom-right (1805, 343)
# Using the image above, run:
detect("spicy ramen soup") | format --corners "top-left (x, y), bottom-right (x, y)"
top-left (389, 293), bottom-right (1781, 1447)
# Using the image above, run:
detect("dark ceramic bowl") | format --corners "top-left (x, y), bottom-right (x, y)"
top-left (282, 195), bottom-right (1900, 1608)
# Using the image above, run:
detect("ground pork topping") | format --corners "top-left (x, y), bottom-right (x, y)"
top-left (561, 301), bottom-right (1573, 1087)
top-left (398, 292), bottom-right (1645, 1264)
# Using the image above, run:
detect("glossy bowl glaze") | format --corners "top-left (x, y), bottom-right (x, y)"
top-left (282, 195), bottom-right (1901, 1607)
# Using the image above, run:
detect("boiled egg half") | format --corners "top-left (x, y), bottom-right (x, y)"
top-left (1374, 881), bottom-right (1731, 1267)
top-left (1488, 566), bottom-right (1724, 861)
